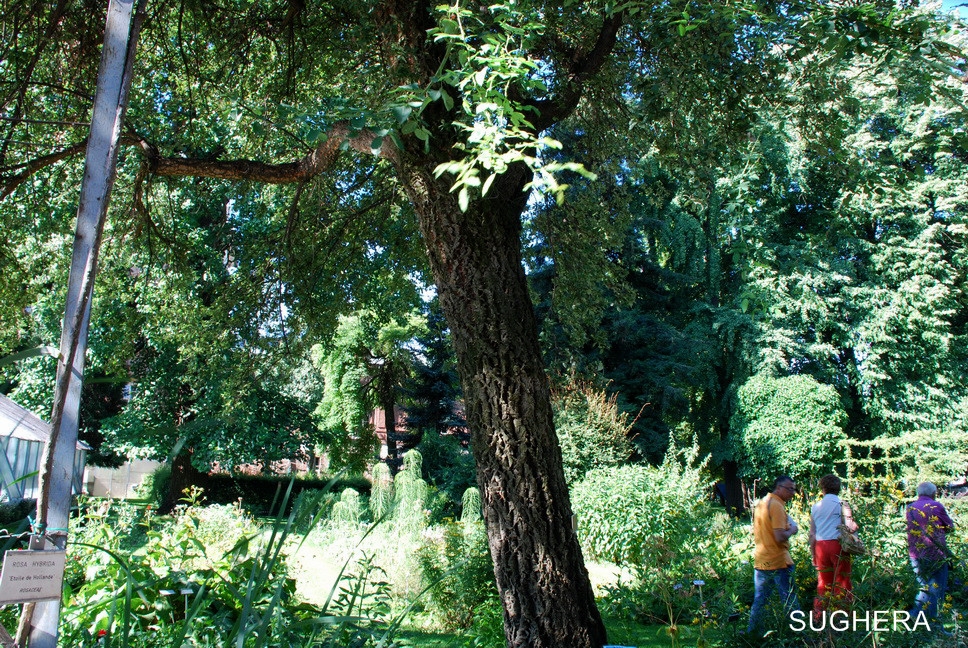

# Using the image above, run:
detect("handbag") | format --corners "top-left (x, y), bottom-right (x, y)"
top-left (838, 502), bottom-right (866, 556)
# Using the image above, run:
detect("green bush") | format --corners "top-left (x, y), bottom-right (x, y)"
top-left (416, 430), bottom-right (477, 515)
top-left (418, 516), bottom-right (496, 632)
top-left (394, 449), bottom-right (430, 536)
top-left (62, 487), bottom-right (400, 648)
top-left (571, 443), bottom-right (710, 565)
top-left (332, 488), bottom-right (363, 526)
top-left (592, 475), bottom-right (968, 645)
top-left (552, 380), bottom-right (633, 485)
top-left (291, 487), bottom-right (337, 533)
top-left (62, 491), bottom-right (293, 646)
top-left (461, 588), bottom-right (505, 648)
top-left (573, 444), bottom-right (754, 628)
top-left (134, 463), bottom-right (171, 509)
top-left (729, 372), bottom-right (847, 483)
top-left (370, 462), bottom-right (395, 519)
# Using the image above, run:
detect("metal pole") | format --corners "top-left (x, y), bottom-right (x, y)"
top-left (20, 1), bottom-right (144, 646)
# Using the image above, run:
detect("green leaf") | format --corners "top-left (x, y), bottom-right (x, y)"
top-left (439, 18), bottom-right (460, 35)
top-left (392, 105), bottom-right (412, 124)
top-left (458, 187), bottom-right (469, 212)
top-left (414, 127), bottom-right (430, 142)
top-left (370, 137), bottom-right (383, 154)
top-left (481, 173), bottom-right (495, 196)
top-left (441, 89), bottom-right (454, 111)
top-left (0, 345), bottom-right (60, 367)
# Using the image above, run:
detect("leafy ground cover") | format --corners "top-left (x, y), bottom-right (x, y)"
top-left (46, 449), bottom-right (968, 648)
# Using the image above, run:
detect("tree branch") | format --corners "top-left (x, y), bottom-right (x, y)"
top-left (1, 139), bottom-right (88, 199)
top-left (531, 11), bottom-right (626, 132)
top-left (145, 122), bottom-right (397, 182)
top-left (0, 122), bottom-right (397, 200)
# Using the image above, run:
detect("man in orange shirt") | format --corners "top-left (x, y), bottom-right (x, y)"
top-left (747, 475), bottom-right (801, 634)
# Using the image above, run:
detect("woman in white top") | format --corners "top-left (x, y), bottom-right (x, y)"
top-left (808, 474), bottom-right (858, 616)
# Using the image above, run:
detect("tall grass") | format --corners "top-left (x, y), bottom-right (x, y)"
top-left (59, 478), bottom-right (408, 648)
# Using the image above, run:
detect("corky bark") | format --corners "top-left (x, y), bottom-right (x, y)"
top-left (400, 163), bottom-right (607, 647)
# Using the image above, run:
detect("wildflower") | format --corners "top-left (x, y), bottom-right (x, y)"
top-left (693, 579), bottom-right (705, 586)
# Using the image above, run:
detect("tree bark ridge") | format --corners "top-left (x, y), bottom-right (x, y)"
top-left (399, 165), bottom-right (607, 647)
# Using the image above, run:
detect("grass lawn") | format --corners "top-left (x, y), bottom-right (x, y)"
top-left (393, 616), bottom-right (727, 648)
top-left (604, 613), bottom-right (727, 648)
top-left (394, 628), bottom-right (463, 647)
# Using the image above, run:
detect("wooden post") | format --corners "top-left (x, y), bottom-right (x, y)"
top-left (18, 1), bottom-right (145, 646)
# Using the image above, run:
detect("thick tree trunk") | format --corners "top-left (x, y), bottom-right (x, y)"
top-left (401, 164), bottom-right (607, 648)
top-left (722, 459), bottom-right (745, 515)
top-left (162, 448), bottom-right (205, 513)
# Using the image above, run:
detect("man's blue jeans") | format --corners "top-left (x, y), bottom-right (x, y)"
top-left (748, 565), bottom-right (799, 632)
top-left (910, 558), bottom-right (949, 627)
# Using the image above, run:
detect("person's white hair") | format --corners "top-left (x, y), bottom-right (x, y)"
top-left (916, 482), bottom-right (938, 498)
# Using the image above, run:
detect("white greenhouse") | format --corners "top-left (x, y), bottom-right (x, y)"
top-left (0, 394), bottom-right (89, 501)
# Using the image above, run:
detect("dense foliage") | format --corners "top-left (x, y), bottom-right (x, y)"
top-left (571, 444), bottom-right (710, 565)
top-left (729, 373), bottom-right (848, 482)
top-left (552, 380), bottom-right (633, 485)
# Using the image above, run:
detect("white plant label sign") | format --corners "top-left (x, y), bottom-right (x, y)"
top-left (0, 550), bottom-right (66, 604)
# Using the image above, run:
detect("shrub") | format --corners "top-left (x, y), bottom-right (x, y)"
top-left (62, 487), bottom-right (402, 648)
top-left (302, 449), bottom-right (438, 611)
top-left (394, 450), bottom-right (430, 535)
top-left (62, 492), bottom-right (293, 647)
top-left (418, 515), bottom-right (496, 632)
top-left (291, 487), bottom-right (337, 533)
top-left (416, 430), bottom-right (477, 514)
top-left (599, 509), bottom-right (752, 629)
top-left (730, 372), bottom-right (848, 483)
top-left (585, 471), bottom-right (968, 645)
top-left (134, 463), bottom-right (171, 508)
top-left (461, 588), bottom-right (504, 648)
top-left (370, 462), bottom-right (395, 519)
top-left (552, 380), bottom-right (633, 485)
top-left (461, 486), bottom-right (482, 524)
top-left (571, 443), bottom-right (710, 565)
top-left (332, 488), bottom-right (363, 526)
